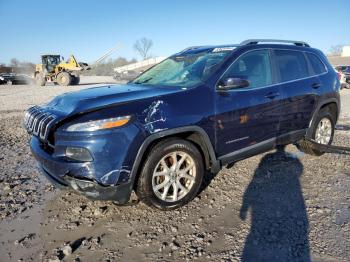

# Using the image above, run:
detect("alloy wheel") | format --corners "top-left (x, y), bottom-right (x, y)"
top-left (315, 117), bottom-right (332, 144)
top-left (152, 151), bottom-right (196, 202)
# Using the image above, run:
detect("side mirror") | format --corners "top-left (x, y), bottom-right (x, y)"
top-left (218, 77), bottom-right (250, 90)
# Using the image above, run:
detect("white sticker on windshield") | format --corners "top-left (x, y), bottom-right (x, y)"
top-left (212, 47), bottom-right (235, 52)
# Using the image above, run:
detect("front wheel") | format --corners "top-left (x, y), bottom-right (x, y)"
top-left (136, 138), bottom-right (204, 210)
top-left (296, 108), bottom-right (335, 156)
top-left (56, 72), bottom-right (72, 86)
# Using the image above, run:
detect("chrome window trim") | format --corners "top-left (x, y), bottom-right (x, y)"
top-left (215, 48), bottom-right (273, 91)
top-left (305, 52), bottom-right (328, 76)
top-left (216, 48), bottom-right (329, 92)
top-left (273, 48), bottom-right (328, 77)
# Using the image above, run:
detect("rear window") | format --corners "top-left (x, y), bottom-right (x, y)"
top-left (274, 50), bottom-right (309, 82)
top-left (307, 53), bottom-right (327, 75)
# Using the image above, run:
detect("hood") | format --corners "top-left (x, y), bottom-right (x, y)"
top-left (45, 84), bottom-right (183, 116)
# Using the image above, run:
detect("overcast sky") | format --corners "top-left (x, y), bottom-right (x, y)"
top-left (0, 0), bottom-right (349, 64)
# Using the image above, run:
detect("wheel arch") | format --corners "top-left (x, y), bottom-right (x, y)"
top-left (320, 102), bottom-right (338, 121)
top-left (129, 126), bottom-right (219, 188)
top-left (306, 99), bottom-right (339, 138)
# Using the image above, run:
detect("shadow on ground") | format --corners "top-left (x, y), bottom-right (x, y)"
top-left (239, 146), bottom-right (310, 261)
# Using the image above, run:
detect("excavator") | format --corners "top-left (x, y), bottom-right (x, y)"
top-left (34, 44), bottom-right (121, 86)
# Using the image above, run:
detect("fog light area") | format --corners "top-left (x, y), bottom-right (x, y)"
top-left (70, 179), bottom-right (95, 190)
top-left (65, 147), bottom-right (93, 162)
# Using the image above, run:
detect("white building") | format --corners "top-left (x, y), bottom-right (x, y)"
top-left (328, 45), bottom-right (350, 66)
top-left (341, 46), bottom-right (350, 57)
top-left (114, 57), bottom-right (166, 73)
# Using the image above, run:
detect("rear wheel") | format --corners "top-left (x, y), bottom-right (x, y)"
top-left (297, 108), bottom-right (335, 156)
top-left (136, 138), bottom-right (204, 210)
top-left (35, 73), bottom-right (46, 86)
top-left (56, 72), bottom-right (72, 86)
top-left (71, 76), bottom-right (80, 85)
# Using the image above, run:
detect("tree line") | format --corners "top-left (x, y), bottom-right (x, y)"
top-left (0, 37), bottom-right (154, 76)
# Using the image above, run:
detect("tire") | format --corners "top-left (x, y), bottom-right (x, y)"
top-left (35, 73), bottom-right (46, 86)
top-left (136, 138), bottom-right (204, 210)
top-left (56, 72), bottom-right (72, 86)
top-left (71, 76), bottom-right (80, 85)
top-left (297, 108), bottom-right (335, 156)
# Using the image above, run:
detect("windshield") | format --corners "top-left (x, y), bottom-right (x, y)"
top-left (43, 56), bottom-right (60, 65)
top-left (131, 48), bottom-right (234, 87)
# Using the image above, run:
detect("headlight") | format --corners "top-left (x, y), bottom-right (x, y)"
top-left (66, 115), bottom-right (131, 132)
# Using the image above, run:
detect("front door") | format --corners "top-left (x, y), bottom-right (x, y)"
top-left (214, 49), bottom-right (283, 157)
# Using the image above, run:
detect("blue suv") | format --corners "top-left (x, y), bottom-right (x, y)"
top-left (24, 39), bottom-right (340, 210)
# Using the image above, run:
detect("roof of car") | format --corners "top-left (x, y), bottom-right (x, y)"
top-left (179, 39), bottom-right (312, 55)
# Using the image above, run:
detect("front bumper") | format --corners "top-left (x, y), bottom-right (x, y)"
top-left (29, 124), bottom-right (144, 203)
top-left (39, 165), bottom-right (132, 203)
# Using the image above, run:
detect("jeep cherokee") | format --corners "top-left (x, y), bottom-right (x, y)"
top-left (24, 39), bottom-right (341, 210)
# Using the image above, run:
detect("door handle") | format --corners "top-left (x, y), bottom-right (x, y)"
top-left (265, 92), bottom-right (280, 99)
top-left (311, 83), bottom-right (322, 89)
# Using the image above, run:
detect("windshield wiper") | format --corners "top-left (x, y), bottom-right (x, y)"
top-left (133, 77), bottom-right (153, 85)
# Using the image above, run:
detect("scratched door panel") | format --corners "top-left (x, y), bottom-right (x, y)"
top-left (214, 86), bottom-right (282, 156)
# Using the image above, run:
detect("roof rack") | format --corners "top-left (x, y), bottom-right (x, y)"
top-left (179, 39), bottom-right (310, 54)
top-left (181, 46), bottom-right (202, 52)
top-left (181, 44), bottom-right (240, 53)
top-left (240, 39), bottom-right (310, 47)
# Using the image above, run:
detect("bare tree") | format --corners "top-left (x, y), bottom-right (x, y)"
top-left (10, 58), bottom-right (20, 67)
top-left (329, 45), bottom-right (343, 56)
top-left (133, 37), bottom-right (153, 60)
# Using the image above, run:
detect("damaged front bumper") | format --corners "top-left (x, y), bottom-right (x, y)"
top-left (29, 124), bottom-right (144, 203)
top-left (39, 165), bottom-right (132, 203)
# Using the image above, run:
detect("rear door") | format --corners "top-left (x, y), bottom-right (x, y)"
top-left (214, 49), bottom-right (283, 157)
top-left (273, 49), bottom-right (320, 135)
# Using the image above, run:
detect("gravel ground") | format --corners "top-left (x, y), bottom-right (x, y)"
top-left (0, 78), bottom-right (349, 261)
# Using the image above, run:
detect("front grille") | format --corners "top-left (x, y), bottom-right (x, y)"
top-left (24, 106), bottom-right (57, 142)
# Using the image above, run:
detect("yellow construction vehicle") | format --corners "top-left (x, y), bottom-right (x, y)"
top-left (35, 44), bottom-right (122, 86)
top-left (34, 55), bottom-right (90, 86)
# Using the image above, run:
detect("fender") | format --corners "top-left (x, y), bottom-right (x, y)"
top-left (306, 97), bottom-right (340, 139)
top-left (129, 126), bottom-right (220, 187)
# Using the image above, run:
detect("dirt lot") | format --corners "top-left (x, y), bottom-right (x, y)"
top-left (0, 78), bottom-right (349, 261)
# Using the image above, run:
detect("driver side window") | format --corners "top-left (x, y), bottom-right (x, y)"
top-left (221, 49), bottom-right (272, 88)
